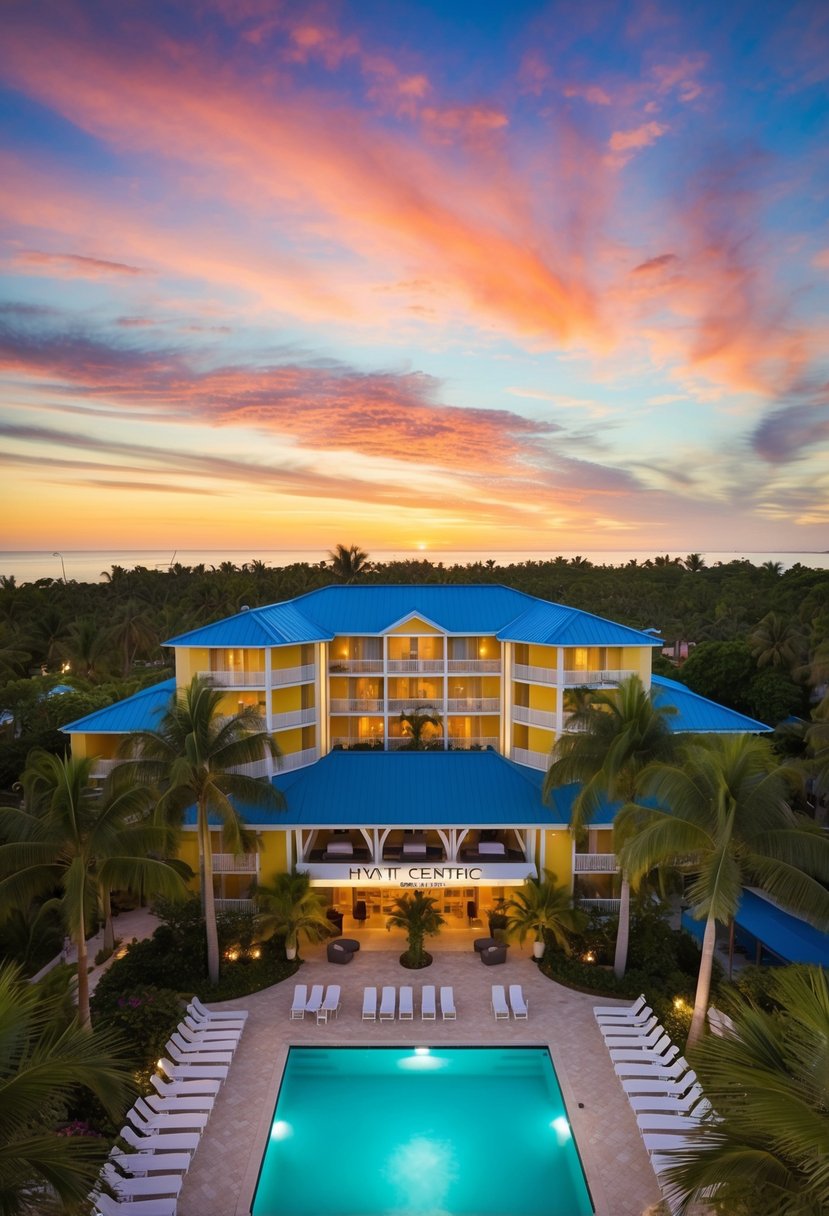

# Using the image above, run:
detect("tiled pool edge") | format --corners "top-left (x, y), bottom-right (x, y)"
top-left (236, 1042), bottom-right (289, 1216)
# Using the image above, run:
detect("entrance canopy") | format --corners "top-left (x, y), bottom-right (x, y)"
top-left (733, 889), bottom-right (829, 966)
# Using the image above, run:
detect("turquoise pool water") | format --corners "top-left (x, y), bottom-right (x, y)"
top-left (252, 1047), bottom-right (593, 1216)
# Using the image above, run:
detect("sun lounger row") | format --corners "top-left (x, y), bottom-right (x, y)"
top-left (361, 984), bottom-right (456, 1021)
top-left (490, 984), bottom-right (528, 1020)
top-left (289, 983), bottom-right (342, 1023)
top-left (593, 995), bottom-right (716, 1214)
top-left (91, 999), bottom-right (247, 1215)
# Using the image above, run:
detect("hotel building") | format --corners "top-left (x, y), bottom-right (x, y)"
top-left (63, 585), bottom-right (768, 924)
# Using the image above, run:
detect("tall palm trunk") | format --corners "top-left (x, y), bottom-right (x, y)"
top-left (687, 915), bottom-right (717, 1048)
top-left (101, 886), bottom-right (115, 954)
top-left (76, 921), bottom-right (91, 1029)
top-left (613, 874), bottom-right (631, 978)
top-left (198, 800), bottom-right (220, 985)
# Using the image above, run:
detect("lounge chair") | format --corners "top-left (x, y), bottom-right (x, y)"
top-left (641, 1133), bottom-right (700, 1154)
top-left (362, 987), bottom-right (377, 1021)
top-left (379, 986), bottom-right (396, 1021)
top-left (190, 995), bottom-right (248, 1022)
top-left (181, 1015), bottom-right (242, 1041)
top-left (318, 985), bottom-right (341, 1022)
top-left (440, 986), bottom-right (456, 1020)
top-left (508, 984), bottom-right (529, 1020)
top-left (490, 985), bottom-right (510, 1021)
top-left (637, 1109), bottom-right (711, 1134)
top-left (129, 1098), bottom-right (208, 1133)
top-left (110, 1148), bottom-right (192, 1176)
top-left (305, 984), bottom-right (325, 1017)
top-left (157, 1056), bottom-right (228, 1083)
top-left (600, 1014), bottom-right (659, 1039)
top-left (145, 1091), bottom-right (214, 1115)
top-left (621, 1069), bottom-right (697, 1097)
top-left (151, 1073), bottom-right (220, 1101)
top-left (398, 986), bottom-right (414, 1020)
top-left (421, 985), bottom-right (436, 1020)
top-left (629, 1085), bottom-right (706, 1115)
top-left (166, 1038), bottom-right (232, 1066)
top-left (119, 1126), bottom-right (200, 1154)
top-left (610, 1039), bottom-right (679, 1065)
top-left (593, 994), bottom-right (647, 1019)
top-left (176, 1023), bottom-right (238, 1051)
top-left (91, 1193), bottom-right (178, 1216)
top-left (615, 1056), bottom-right (689, 1080)
top-left (290, 984), bottom-right (308, 1019)
top-left (100, 1163), bottom-right (183, 1199)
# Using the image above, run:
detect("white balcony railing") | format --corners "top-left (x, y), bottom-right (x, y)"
top-left (328, 659), bottom-right (384, 674)
top-left (280, 746), bottom-right (319, 771)
top-left (272, 664), bottom-right (316, 686)
top-left (563, 669), bottom-right (636, 686)
top-left (200, 668), bottom-right (265, 688)
top-left (513, 663), bottom-right (556, 685)
top-left (331, 736), bottom-right (385, 750)
top-left (446, 698), bottom-right (500, 713)
top-left (447, 736), bottom-right (499, 751)
top-left (215, 898), bottom-right (256, 914)
top-left (272, 707), bottom-right (316, 730)
top-left (213, 853), bottom-right (258, 873)
top-left (227, 758), bottom-right (272, 779)
top-left (446, 659), bottom-right (501, 673)
top-left (386, 698), bottom-right (442, 714)
top-left (89, 758), bottom-right (124, 780)
top-left (574, 853), bottom-right (619, 873)
top-left (329, 699), bottom-right (385, 714)
top-left (576, 898), bottom-right (621, 914)
top-left (512, 746), bottom-right (550, 772)
top-left (512, 705), bottom-right (555, 729)
top-left (386, 659), bottom-right (444, 673)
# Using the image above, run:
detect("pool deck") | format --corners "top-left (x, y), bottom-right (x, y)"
top-left (177, 932), bottom-right (665, 1216)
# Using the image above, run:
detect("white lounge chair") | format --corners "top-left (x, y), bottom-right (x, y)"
top-left (305, 985), bottom-right (325, 1017)
top-left (145, 1091), bottom-right (214, 1115)
top-left (398, 986), bottom-right (413, 1020)
top-left (600, 1014), bottom-right (659, 1039)
top-left (362, 987), bottom-right (377, 1021)
top-left (119, 1126), bottom-right (200, 1154)
top-left (641, 1133), bottom-right (700, 1154)
top-left (593, 994), bottom-right (647, 1019)
top-left (615, 1056), bottom-right (689, 1080)
top-left (421, 985), bottom-right (436, 1020)
top-left (151, 1073), bottom-right (220, 1100)
top-left (181, 1015), bottom-right (242, 1041)
top-left (490, 985), bottom-right (510, 1021)
top-left (100, 1163), bottom-right (183, 1199)
top-left (176, 1023), bottom-right (238, 1051)
top-left (128, 1099), bottom-right (208, 1133)
top-left (166, 1036), bottom-right (232, 1065)
top-left (318, 985), bottom-right (341, 1023)
top-left (508, 985), bottom-right (528, 1020)
top-left (379, 986), bottom-right (396, 1021)
top-left (157, 1056), bottom-right (228, 1083)
top-left (621, 1069), bottom-right (697, 1097)
top-left (440, 986), bottom-right (456, 1020)
top-left (637, 1108), bottom-right (711, 1134)
top-left (110, 1149), bottom-right (192, 1176)
top-left (629, 1085), bottom-right (706, 1115)
top-left (190, 995), bottom-right (248, 1022)
top-left (290, 984), bottom-right (308, 1019)
top-left (91, 1193), bottom-right (178, 1216)
top-left (609, 1037), bottom-right (678, 1063)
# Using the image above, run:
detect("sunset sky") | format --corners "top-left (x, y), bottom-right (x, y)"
top-left (1, 0), bottom-right (828, 554)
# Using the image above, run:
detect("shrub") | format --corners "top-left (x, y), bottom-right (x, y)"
top-left (90, 985), bottom-right (183, 1091)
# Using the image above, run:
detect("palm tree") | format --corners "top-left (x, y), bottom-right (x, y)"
top-left (328, 543), bottom-right (370, 583)
top-left (505, 871), bottom-right (586, 960)
top-left (542, 675), bottom-right (678, 978)
top-left (662, 965), bottom-right (829, 1215)
top-left (762, 560), bottom-right (783, 577)
top-left (386, 891), bottom-right (445, 967)
top-left (0, 962), bottom-right (135, 1216)
top-left (119, 677), bottom-right (286, 985)
top-left (617, 735), bottom-right (829, 1046)
top-left (683, 553), bottom-right (706, 572)
top-left (398, 706), bottom-right (442, 750)
top-left (0, 750), bottom-right (187, 1027)
top-left (749, 611), bottom-right (807, 676)
top-left (108, 598), bottom-right (158, 677)
top-left (61, 616), bottom-right (110, 681)
top-left (253, 870), bottom-right (331, 959)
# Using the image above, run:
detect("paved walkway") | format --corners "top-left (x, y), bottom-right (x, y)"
top-left (177, 937), bottom-right (665, 1216)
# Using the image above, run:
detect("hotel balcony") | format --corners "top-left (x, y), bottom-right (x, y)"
top-left (446, 736), bottom-right (499, 751)
top-left (213, 853), bottom-right (258, 873)
top-left (328, 658), bottom-right (385, 674)
top-left (576, 897), bottom-right (621, 914)
top-left (227, 758), bottom-right (272, 779)
top-left (573, 853), bottom-right (619, 873)
top-left (511, 705), bottom-right (555, 729)
top-left (329, 698), bottom-right (385, 713)
top-left (386, 658), bottom-right (444, 674)
top-left (386, 698), bottom-right (440, 713)
top-left (214, 898), bottom-right (256, 914)
top-left (512, 662), bottom-right (556, 685)
top-left (446, 697), bottom-right (500, 713)
top-left (446, 659), bottom-right (501, 673)
top-left (563, 669), bottom-right (636, 686)
top-left (89, 758), bottom-right (124, 780)
top-left (200, 664), bottom-right (315, 688)
top-left (512, 746), bottom-right (550, 772)
top-left (272, 707), bottom-right (316, 730)
top-left (280, 746), bottom-right (319, 771)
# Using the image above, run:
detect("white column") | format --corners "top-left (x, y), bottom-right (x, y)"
top-left (555, 646), bottom-right (565, 737)
top-left (285, 829), bottom-right (293, 872)
top-left (264, 647), bottom-right (274, 776)
top-left (501, 641), bottom-right (512, 756)
top-left (382, 633), bottom-right (389, 748)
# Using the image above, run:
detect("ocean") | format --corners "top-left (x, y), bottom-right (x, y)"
top-left (2, 548), bottom-right (827, 584)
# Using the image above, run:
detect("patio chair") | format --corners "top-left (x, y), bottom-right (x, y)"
top-left (440, 986), bottom-right (456, 1020)
top-left (166, 1038), bottom-right (232, 1066)
top-left (176, 1023), bottom-right (238, 1051)
top-left (490, 984), bottom-right (510, 1021)
top-left (186, 1004), bottom-right (246, 1032)
top-left (600, 1014), bottom-right (659, 1039)
top-left (305, 985), bottom-right (325, 1017)
top-left (379, 986), bottom-right (396, 1021)
top-left (421, 985), bottom-right (436, 1020)
top-left (327, 941), bottom-right (353, 964)
top-left (637, 1106), bottom-right (712, 1134)
top-left (621, 1069), bottom-right (697, 1098)
top-left (119, 1126), bottom-right (200, 1154)
top-left (109, 1148), bottom-right (192, 1176)
top-left (151, 1073), bottom-right (220, 1101)
top-left (182, 1014), bottom-right (242, 1041)
top-left (362, 986), bottom-right (377, 1021)
top-left (91, 1193), bottom-right (178, 1216)
top-left (615, 1055), bottom-right (689, 1081)
top-left (508, 984), bottom-right (529, 1019)
top-left (398, 986), bottom-right (414, 1020)
top-left (145, 1091), bottom-right (214, 1116)
top-left (190, 995), bottom-right (248, 1022)
top-left (129, 1098), bottom-right (208, 1133)
top-left (593, 994), bottom-right (647, 1019)
top-left (609, 1038), bottom-right (679, 1065)
top-left (629, 1085), bottom-right (706, 1115)
top-left (157, 1056), bottom-right (228, 1083)
top-left (99, 1163), bottom-right (183, 1200)
top-left (290, 984), bottom-right (308, 1019)
top-left (318, 985), bottom-right (341, 1022)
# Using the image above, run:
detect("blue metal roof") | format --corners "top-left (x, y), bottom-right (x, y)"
top-left (683, 889), bottom-right (829, 967)
top-left (165, 602), bottom-right (331, 648)
top-left (62, 679), bottom-right (176, 734)
top-left (651, 675), bottom-right (772, 734)
top-left (497, 601), bottom-right (662, 648)
top-left (184, 750), bottom-right (563, 829)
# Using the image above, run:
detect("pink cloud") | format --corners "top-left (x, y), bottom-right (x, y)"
top-left (562, 83), bottom-right (612, 106)
top-left (14, 250), bottom-right (146, 278)
top-left (608, 121), bottom-right (668, 155)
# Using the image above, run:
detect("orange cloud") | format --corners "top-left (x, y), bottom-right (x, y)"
top-left (608, 121), bottom-right (668, 155)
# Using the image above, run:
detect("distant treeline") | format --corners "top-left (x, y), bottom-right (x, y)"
top-left (0, 552), bottom-right (827, 787)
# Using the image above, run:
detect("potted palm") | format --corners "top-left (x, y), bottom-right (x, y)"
top-left (253, 870), bottom-right (332, 960)
top-left (386, 890), bottom-right (445, 968)
top-left (505, 872), bottom-right (586, 961)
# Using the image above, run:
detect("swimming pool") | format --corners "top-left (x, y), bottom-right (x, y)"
top-left (252, 1046), bottom-right (594, 1216)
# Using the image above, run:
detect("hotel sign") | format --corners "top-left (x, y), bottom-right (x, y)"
top-left (298, 862), bottom-right (537, 887)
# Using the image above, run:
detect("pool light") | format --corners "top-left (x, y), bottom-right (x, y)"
top-left (551, 1116), bottom-right (571, 1140)
top-left (271, 1120), bottom-right (292, 1140)
top-left (414, 1046), bottom-right (430, 1055)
